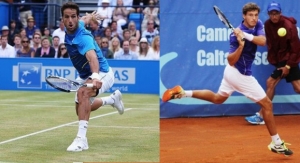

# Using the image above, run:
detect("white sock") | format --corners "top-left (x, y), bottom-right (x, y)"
top-left (77, 120), bottom-right (88, 138)
top-left (271, 134), bottom-right (283, 145)
top-left (257, 112), bottom-right (263, 118)
top-left (184, 90), bottom-right (193, 97)
top-left (101, 96), bottom-right (114, 106)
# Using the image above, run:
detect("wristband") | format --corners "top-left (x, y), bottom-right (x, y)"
top-left (90, 72), bottom-right (101, 80)
top-left (243, 32), bottom-right (254, 41)
top-left (285, 65), bottom-right (291, 70)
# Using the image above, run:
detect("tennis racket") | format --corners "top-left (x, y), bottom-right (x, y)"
top-left (45, 76), bottom-right (93, 93)
top-left (213, 5), bottom-right (245, 41)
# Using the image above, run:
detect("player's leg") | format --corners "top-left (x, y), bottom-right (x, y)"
top-left (67, 87), bottom-right (96, 152)
top-left (256, 97), bottom-right (293, 156)
top-left (90, 67), bottom-right (124, 115)
top-left (162, 65), bottom-right (233, 104)
top-left (236, 74), bottom-right (293, 156)
top-left (245, 67), bottom-right (281, 124)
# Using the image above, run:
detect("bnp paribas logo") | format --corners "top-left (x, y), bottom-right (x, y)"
top-left (18, 63), bottom-right (42, 88)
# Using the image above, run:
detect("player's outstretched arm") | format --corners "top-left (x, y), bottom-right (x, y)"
top-left (250, 35), bottom-right (266, 46)
top-left (80, 11), bottom-right (104, 26)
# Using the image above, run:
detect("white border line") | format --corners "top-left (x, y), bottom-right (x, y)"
top-left (0, 108), bottom-right (132, 145)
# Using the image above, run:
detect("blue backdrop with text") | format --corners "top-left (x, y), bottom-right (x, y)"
top-left (160, 0), bottom-right (300, 118)
top-left (0, 58), bottom-right (159, 94)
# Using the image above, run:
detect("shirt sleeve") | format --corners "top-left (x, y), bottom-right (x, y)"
top-left (256, 20), bottom-right (265, 36)
top-left (77, 35), bottom-right (96, 55)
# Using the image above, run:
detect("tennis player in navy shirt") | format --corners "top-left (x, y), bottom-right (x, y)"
top-left (163, 2), bottom-right (293, 156)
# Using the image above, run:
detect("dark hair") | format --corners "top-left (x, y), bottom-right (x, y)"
top-left (14, 34), bottom-right (21, 40)
top-left (57, 43), bottom-right (69, 58)
top-left (242, 2), bottom-right (260, 15)
top-left (61, 2), bottom-right (80, 17)
top-left (52, 36), bottom-right (60, 40)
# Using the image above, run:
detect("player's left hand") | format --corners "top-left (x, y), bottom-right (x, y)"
top-left (278, 66), bottom-right (290, 78)
top-left (92, 79), bottom-right (102, 89)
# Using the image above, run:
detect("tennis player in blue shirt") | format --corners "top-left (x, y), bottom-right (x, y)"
top-left (61, 2), bottom-right (124, 152)
top-left (162, 3), bottom-right (293, 156)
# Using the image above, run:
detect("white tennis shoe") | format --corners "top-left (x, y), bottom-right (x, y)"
top-left (110, 90), bottom-right (124, 115)
top-left (66, 137), bottom-right (89, 152)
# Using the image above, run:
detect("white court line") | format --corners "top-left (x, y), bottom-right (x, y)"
top-left (0, 108), bottom-right (132, 145)
top-left (68, 124), bottom-right (159, 130)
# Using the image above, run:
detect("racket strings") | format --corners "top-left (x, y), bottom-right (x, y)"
top-left (48, 78), bottom-right (78, 90)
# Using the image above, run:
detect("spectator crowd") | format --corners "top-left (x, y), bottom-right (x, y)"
top-left (0, 0), bottom-right (160, 60)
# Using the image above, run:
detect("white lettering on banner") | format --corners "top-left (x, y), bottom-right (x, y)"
top-left (197, 50), bottom-right (269, 66)
top-left (13, 65), bottom-right (136, 84)
top-left (112, 68), bottom-right (135, 84)
top-left (197, 25), bottom-right (231, 42)
top-left (198, 25), bottom-right (300, 42)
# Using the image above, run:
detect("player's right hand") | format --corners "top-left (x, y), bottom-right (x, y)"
top-left (92, 79), bottom-right (102, 89)
top-left (233, 28), bottom-right (245, 46)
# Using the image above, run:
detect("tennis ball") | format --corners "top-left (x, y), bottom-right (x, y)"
top-left (277, 28), bottom-right (286, 37)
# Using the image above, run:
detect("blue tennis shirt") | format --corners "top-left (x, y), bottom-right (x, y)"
top-left (65, 20), bottom-right (109, 79)
top-left (229, 19), bottom-right (265, 76)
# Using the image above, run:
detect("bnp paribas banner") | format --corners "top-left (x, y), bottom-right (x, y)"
top-left (160, 0), bottom-right (300, 118)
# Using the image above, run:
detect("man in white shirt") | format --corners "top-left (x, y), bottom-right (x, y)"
top-left (52, 19), bottom-right (65, 44)
top-left (97, 0), bottom-right (113, 28)
top-left (0, 35), bottom-right (15, 58)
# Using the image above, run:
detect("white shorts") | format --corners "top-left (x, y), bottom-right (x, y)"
top-left (217, 65), bottom-right (266, 102)
top-left (75, 67), bottom-right (114, 103)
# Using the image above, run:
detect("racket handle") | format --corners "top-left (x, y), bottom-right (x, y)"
top-left (86, 83), bottom-right (94, 88)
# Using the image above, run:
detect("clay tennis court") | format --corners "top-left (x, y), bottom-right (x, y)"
top-left (160, 115), bottom-right (300, 163)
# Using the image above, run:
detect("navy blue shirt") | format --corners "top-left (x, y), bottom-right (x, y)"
top-left (64, 21), bottom-right (109, 79)
top-left (229, 19), bottom-right (265, 76)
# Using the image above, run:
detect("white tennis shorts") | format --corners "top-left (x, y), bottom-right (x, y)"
top-left (217, 65), bottom-right (266, 102)
top-left (74, 67), bottom-right (114, 103)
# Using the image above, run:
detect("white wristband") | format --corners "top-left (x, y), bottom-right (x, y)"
top-left (243, 32), bottom-right (254, 41)
top-left (90, 73), bottom-right (101, 80)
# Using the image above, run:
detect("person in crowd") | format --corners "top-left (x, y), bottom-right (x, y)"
top-left (94, 35), bottom-right (102, 48)
top-left (103, 27), bottom-right (113, 45)
top-left (16, 36), bottom-right (35, 57)
top-left (89, 18), bottom-right (104, 37)
top-left (34, 37), bottom-right (55, 58)
top-left (150, 35), bottom-right (159, 60)
top-left (9, 20), bottom-right (20, 46)
top-left (52, 18), bottom-right (65, 44)
top-left (52, 36), bottom-right (60, 58)
top-left (114, 40), bottom-right (138, 59)
top-left (110, 21), bottom-right (123, 40)
top-left (19, 28), bottom-right (27, 39)
top-left (132, 0), bottom-right (148, 13)
top-left (57, 43), bottom-right (69, 58)
top-left (30, 32), bottom-right (41, 51)
top-left (128, 21), bottom-right (140, 41)
top-left (141, 0), bottom-right (159, 33)
top-left (138, 37), bottom-right (154, 60)
top-left (0, 35), bottom-right (15, 58)
top-left (1, 26), bottom-right (10, 39)
top-left (141, 19), bottom-right (159, 45)
top-left (97, 0), bottom-right (113, 28)
top-left (109, 36), bottom-right (123, 57)
top-left (129, 36), bottom-right (139, 53)
top-left (43, 28), bottom-right (52, 45)
top-left (13, 34), bottom-right (22, 55)
top-left (121, 29), bottom-right (131, 46)
top-left (112, 0), bottom-right (129, 31)
top-left (25, 16), bottom-right (39, 40)
top-left (100, 37), bottom-right (114, 59)
top-left (15, 0), bottom-right (32, 28)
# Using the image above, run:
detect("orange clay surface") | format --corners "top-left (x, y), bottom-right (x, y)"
top-left (160, 115), bottom-right (300, 163)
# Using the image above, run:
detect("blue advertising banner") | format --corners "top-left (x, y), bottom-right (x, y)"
top-left (160, 0), bottom-right (300, 118)
top-left (0, 58), bottom-right (159, 94)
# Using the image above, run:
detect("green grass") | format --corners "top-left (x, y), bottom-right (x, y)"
top-left (0, 91), bottom-right (159, 163)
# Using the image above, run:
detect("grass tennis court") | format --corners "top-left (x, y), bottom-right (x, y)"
top-left (0, 91), bottom-right (159, 163)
